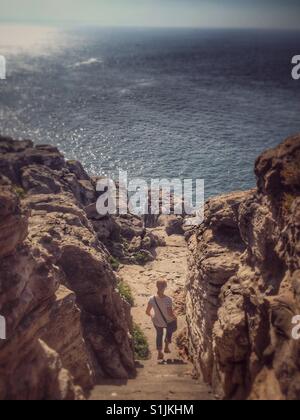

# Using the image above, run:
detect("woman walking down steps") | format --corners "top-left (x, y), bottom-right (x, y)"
top-left (146, 280), bottom-right (178, 361)
top-left (90, 228), bottom-right (212, 400)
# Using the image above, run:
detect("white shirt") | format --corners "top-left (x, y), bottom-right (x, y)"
top-left (149, 295), bottom-right (173, 328)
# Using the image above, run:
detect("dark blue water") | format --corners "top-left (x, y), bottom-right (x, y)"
top-left (0, 27), bottom-right (299, 198)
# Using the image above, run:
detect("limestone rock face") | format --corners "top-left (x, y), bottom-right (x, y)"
top-left (0, 182), bottom-right (28, 258)
top-left (87, 205), bottom-right (166, 264)
top-left (186, 135), bottom-right (300, 400)
top-left (0, 181), bottom-right (84, 400)
top-left (0, 137), bottom-right (136, 400)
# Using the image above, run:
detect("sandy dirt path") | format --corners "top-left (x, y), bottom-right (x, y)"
top-left (90, 228), bottom-right (212, 400)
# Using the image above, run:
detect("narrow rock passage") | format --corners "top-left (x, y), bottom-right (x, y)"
top-left (90, 228), bottom-right (212, 400)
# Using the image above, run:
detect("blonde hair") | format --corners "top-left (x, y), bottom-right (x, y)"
top-left (156, 280), bottom-right (167, 292)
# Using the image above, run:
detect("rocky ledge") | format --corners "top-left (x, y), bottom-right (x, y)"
top-left (186, 135), bottom-right (300, 400)
top-left (0, 137), bottom-right (150, 399)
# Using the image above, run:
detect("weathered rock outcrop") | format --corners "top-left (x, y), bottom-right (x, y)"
top-left (88, 209), bottom-right (165, 265)
top-left (0, 180), bottom-right (84, 400)
top-left (0, 136), bottom-right (136, 400)
top-left (186, 135), bottom-right (300, 400)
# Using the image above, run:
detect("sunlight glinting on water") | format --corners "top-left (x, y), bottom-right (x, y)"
top-left (0, 24), bottom-right (66, 55)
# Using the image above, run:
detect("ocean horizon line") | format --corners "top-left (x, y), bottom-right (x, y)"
top-left (0, 20), bottom-right (300, 32)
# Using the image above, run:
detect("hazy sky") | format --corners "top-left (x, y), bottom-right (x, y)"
top-left (0, 0), bottom-right (300, 29)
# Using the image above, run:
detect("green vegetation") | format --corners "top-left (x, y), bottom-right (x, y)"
top-left (109, 256), bottom-right (120, 271)
top-left (117, 280), bottom-right (135, 307)
top-left (133, 251), bottom-right (152, 265)
top-left (13, 186), bottom-right (26, 200)
top-left (132, 323), bottom-right (150, 360)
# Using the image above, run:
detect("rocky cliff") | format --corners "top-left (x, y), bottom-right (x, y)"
top-left (0, 137), bottom-right (139, 400)
top-left (186, 135), bottom-right (300, 400)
